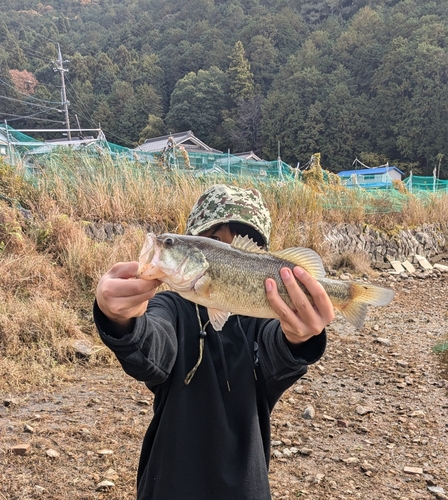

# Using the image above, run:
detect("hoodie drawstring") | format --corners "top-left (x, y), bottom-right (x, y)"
top-left (185, 304), bottom-right (231, 392)
top-left (184, 307), bottom-right (257, 389)
top-left (184, 304), bottom-right (210, 385)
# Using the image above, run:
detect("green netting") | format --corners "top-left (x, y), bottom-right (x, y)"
top-left (154, 149), bottom-right (295, 180)
top-left (404, 175), bottom-right (448, 193)
top-left (2, 124), bottom-right (448, 194)
top-left (1, 125), bottom-right (293, 180)
top-left (322, 185), bottom-right (410, 213)
top-left (0, 124), bottom-right (42, 145)
top-left (101, 140), bottom-right (158, 162)
top-left (0, 124), bottom-right (43, 162)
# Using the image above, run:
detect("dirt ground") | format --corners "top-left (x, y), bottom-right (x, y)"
top-left (1, 270), bottom-right (447, 500)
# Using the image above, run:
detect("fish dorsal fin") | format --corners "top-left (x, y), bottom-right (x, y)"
top-left (207, 308), bottom-right (231, 331)
top-left (231, 235), bottom-right (266, 254)
top-left (272, 247), bottom-right (326, 279)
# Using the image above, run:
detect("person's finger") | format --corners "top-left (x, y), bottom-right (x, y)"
top-left (101, 262), bottom-right (161, 299)
top-left (279, 267), bottom-right (316, 321)
top-left (96, 262), bottom-right (161, 321)
top-left (265, 276), bottom-right (297, 321)
top-left (107, 261), bottom-right (140, 279)
top-left (266, 267), bottom-right (333, 343)
top-left (292, 267), bottom-right (335, 324)
top-left (106, 276), bottom-right (160, 299)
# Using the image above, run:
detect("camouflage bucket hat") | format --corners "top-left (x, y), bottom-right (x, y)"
top-left (185, 184), bottom-right (272, 247)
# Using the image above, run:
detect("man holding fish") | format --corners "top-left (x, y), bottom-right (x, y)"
top-left (94, 184), bottom-right (393, 500)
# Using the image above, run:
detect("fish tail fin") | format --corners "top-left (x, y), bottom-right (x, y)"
top-left (339, 283), bottom-right (395, 329)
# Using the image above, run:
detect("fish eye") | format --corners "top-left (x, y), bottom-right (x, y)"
top-left (163, 237), bottom-right (174, 247)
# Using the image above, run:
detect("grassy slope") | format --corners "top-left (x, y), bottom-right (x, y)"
top-left (1, 154), bottom-right (447, 389)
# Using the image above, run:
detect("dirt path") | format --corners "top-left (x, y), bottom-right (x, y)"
top-left (1, 273), bottom-right (447, 500)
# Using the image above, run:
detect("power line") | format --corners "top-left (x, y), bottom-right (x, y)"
top-left (1, 109), bottom-right (57, 119)
top-left (6, 19), bottom-right (59, 46)
top-left (0, 94), bottom-right (62, 112)
top-left (20, 47), bottom-right (55, 63)
top-left (0, 77), bottom-right (61, 104)
top-left (65, 75), bottom-right (96, 127)
top-left (1, 114), bottom-right (65, 124)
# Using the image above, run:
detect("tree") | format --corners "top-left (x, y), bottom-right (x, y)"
top-left (91, 52), bottom-right (118, 95)
top-left (139, 114), bottom-right (166, 143)
top-left (158, 40), bottom-right (206, 104)
top-left (8, 70), bottom-right (38, 95)
top-left (104, 80), bottom-right (140, 146)
top-left (0, 62), bottom-right (20, 123)
top-left (92, 98), bottom-right (115, 136)
top-left (262, 65), bottom-right (327, 163)
top-left (246, 35), bottom-right (278, 93)
top-left (296, 101), bottom-right (325, 160)
top-left (320, 79), bottom-right (371, 171)
top-left (335, 7), bottom-right (385, 93)
top-left (365, 15), bottom-right (448, 173)
top-left (113, 45), bottom-right (133, 68)
top-left (165, 67), bottom-right (230, 146)
top-left (227, 41), bottom-right (256, 103)
top-left (69, 53), bottom-right (91, 83)
top-left (230, 95), bottom-right (264, 153)
top-left (1, 31), bottom-right (27, 70)
top-left (135, 83), bottom-right (163, 121)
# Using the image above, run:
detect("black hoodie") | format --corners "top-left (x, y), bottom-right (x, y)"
top-left (94, 291), bottom-right (326, 500)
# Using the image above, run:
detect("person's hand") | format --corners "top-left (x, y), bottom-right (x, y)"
top-left (96, 261), bottom-right (161, 330)
top-left (265, 266), bottom-right (334, 344)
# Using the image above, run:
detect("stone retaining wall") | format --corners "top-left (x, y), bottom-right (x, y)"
top-left (322, 223), bottom-right (448, 266)
top-left (85, 222), bottom-right (448, 267)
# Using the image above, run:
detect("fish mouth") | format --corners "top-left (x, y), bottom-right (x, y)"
top-left (136, 233), bottom-right (208, 291)
top-left (137, 233), bottom-right (161, 279)
top-left (136, 233), bottom-right (205, 288)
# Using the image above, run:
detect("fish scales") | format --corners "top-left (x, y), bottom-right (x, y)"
top-left (193, 241), bottom-right (297, 316)
top-left (137, 233), bottom-right (395, 331)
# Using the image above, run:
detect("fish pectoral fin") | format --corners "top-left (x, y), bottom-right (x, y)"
top-left (272, 247), bottom-right (326, 279)
top-left (193, 275), bottom-right (212, 296)
top-left (207, 308), bottom-right (231, 331)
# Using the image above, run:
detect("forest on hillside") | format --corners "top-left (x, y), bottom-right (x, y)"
top-left (1, 0), bottom-right (448, 176)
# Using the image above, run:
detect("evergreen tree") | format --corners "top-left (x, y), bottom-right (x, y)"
top-left (230, 95), bottom-right (264, 153)
top-left (227, 41), bottom-right (256, 103)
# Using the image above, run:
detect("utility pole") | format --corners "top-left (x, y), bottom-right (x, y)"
top-left (53, 44), bottom-right (71, 140)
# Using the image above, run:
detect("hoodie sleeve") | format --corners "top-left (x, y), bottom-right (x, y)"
top-left (93, 294), bottom-right (178, 385)
top-left (256, 319), bottom-right (326, 407)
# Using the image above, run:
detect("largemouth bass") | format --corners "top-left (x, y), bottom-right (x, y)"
top-left (137, 233), bottom-right (395, 331)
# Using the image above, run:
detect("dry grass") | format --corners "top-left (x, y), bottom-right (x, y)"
top-left (1, 154), bottom-right (448, 388)
top-left (328, 250), bottom-right (375, 276)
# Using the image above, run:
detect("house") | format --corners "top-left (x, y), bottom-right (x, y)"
top-left (233, 151), bottom-right (263, 161)
top-left (134, 130), bottom-right (291, 179)
top-left (135, 130), bottom-right (222, 154)
top-left (337, 165), bottom-right (404, 188)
